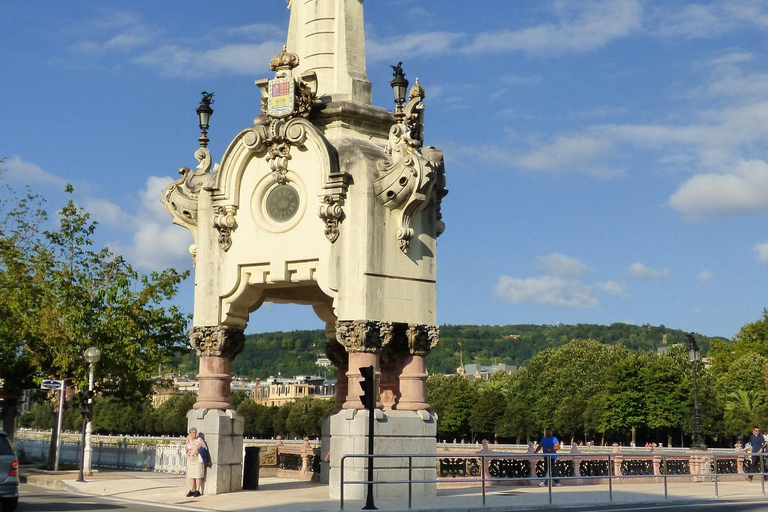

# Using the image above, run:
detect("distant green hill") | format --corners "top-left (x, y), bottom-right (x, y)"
top-left (171, 323), bottom-right (726, 379)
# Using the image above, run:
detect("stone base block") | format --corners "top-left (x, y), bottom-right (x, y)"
top-left (323, 409), bottom-right (437, 500)
top-left (188, 409), bottom-right (244, 495)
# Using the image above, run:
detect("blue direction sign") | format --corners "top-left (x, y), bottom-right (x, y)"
top-left (41, 380), bottom-right (63, 390)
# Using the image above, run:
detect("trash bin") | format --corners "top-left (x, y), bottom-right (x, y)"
top-left (243, 446), bottom-right (260, 490)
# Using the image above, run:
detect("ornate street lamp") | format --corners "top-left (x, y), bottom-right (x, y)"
top-left (390, 62), bottom-right (408, 118)
top-left (686, 333), bottom-right (705, 450)
top-left (196, 91), bottom-right (214, 148)
top-left (77, 347), bottom-right (101, 482)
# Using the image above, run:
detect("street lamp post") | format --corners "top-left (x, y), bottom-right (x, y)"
top-left (196, 91), bottom-right (214, 148)
top-left (390, 62), bottom-right (409, 119)
top-left (686, 333), bottom-right (705, 450)
top-left (77, 347), bottom-right (101, 482)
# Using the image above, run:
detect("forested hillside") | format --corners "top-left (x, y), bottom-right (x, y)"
top-left (171, 323), bottom-right (725, 378)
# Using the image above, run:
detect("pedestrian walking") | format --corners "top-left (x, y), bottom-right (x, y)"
top-left (745, 426), bottom-right (766, 482)
top-left (534, 427), bottom-right (561, 486)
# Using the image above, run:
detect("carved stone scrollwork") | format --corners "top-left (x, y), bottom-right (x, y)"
top-left (189, 325), bottom-right (245, 358)
top-left (335, 320), bottom-right (394, 353)
top-left (317, 170), bottom-right (351, 244)
top-left (212, 205), bottom-right (237, 251)
top-left (406, 324), bottom-right (439, 355)
top-left (374, 79), bottom-right (443, 253)
top-left (162, 147), bottom-right (217, 246)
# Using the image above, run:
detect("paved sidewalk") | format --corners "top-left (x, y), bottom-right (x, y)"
top-left (22, 469), bottom-right (768, 512)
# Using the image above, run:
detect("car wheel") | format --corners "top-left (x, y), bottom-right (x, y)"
top-left (0, 497), bottom-right (18, 512)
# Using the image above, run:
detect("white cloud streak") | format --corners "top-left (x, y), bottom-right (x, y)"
top-left (464, 0), bottom-right (642, 56)
top-left (628, 263), bottom-right (670, 280)
top-left (495, 275), bottom-right (599, 308)
top-left (669, 160), bottom-right (768, 220)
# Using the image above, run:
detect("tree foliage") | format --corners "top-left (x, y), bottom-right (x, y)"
top-left (0, 185), bottom-right (189, 400)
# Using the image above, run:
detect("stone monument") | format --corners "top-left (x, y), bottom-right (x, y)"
top-left (162, 0), bottom-right (447, 498)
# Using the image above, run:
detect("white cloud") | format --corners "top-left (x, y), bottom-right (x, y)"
top-left (668, 160), bottom-right (768, 220)
top-left (755, 243), bottom-right (768, 263)
top-left (71, 11), bottom-right (156, 54)
top-left (367, 32), bottom-right (464, 63)
top-left (134, 41), bottom-right (282, 78)
top-left (3, 156), bottom-right (68, 189)
top-left (699, 269), bottom-right (713, 283)
top-left (598, 280), bottom-right (626, 297)
top-left (628, 262), bottom-right (670, 280)
top-left (83, 197), bottom-right (132, 228)
top-left (654, 2), bottom-right (768, 39)
top-left (514, 134), bottom-right (617, 176)
top-left (535, 253), bottom-right (591, 279)
top-left (120, 176), bottom-right (193, 271)
top-left (501, 74), bottom-right (542, 86)
top-left (464, 0), bottom-right (642, 55)
top-left (495, 275), bottom-right (598, 308)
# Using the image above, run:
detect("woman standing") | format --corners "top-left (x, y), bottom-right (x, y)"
top-left (184, 427), bottom-right (208, 497)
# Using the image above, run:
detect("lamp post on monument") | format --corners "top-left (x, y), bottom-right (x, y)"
top-left (390, 62), bottom-right (408, 120)
top-left (196, 91), bottom-right (214, 148)
top-left (77, 347), bottom-right (101, 482)
top-left (686, 333), bottom-right (705, 450)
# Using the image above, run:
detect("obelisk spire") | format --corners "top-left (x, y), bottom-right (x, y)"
top-left (286, 0), bottom-right (372, 104)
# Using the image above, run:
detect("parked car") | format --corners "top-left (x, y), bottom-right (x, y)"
top-left (0, 431), bottom-right (18, 512)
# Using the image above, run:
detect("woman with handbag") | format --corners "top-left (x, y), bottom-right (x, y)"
top-left (184, 427), bottom-right (208, 497)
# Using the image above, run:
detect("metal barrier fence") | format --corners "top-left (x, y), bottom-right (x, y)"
top-left (340, 451), bottom-right (766, 510)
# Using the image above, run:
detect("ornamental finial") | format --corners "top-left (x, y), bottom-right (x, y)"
top-left (270, 45), bottom-right (300, 72)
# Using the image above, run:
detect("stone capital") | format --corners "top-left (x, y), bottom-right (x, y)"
top-left (190, 325), bottom-right (245, 358)
top-left (406, 324), bottom-right (439, 355)
top-left (335, 320), bottom-right (393, 353)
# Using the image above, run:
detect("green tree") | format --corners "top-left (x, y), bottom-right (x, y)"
top-left (497, 399), bottom-right (538, 443)
top-left (468, 389), bottom-right (504, 441)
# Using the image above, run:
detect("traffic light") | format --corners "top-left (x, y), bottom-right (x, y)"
top-left (359, 365), bottom-right (376, 410)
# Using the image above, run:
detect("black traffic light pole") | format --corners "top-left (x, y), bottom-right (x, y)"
top-left (359, 365), bottom-right (377, 510)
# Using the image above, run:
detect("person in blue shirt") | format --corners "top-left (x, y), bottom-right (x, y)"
top-left (534, 427), bottom-right (561, 486)
top-left (746, 426), bottom-right (766, 481)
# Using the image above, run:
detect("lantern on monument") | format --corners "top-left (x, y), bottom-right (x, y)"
top-left (390, 62), bottom-right (409, 113)
top-left (196, 91), bottom-right (214, 147)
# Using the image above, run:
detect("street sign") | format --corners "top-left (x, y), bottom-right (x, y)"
top-left (41, 380), bottom-right (63, 390)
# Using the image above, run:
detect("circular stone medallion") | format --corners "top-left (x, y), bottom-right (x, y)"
top-left (265, 184), bottom-right (300, 223)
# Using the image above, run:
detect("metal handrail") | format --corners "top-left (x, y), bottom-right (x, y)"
top-left (339, 450), bottom-right (764, 510)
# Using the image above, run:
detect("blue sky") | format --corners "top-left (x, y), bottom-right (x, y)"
top-left (3, 0), bottom-right (768, 339)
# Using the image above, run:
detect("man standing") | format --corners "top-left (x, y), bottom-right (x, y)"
top-left (534, 427), bottom-right (561, 486)
top-left (747, 426), bottom-right (766, 481)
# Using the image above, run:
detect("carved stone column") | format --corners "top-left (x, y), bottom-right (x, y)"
top-left (336, 320), bottom-right (391, 410)
top-left (190, 326), bottom-right (245, 410)
top-left (396, 324), bottom-right (438, 411)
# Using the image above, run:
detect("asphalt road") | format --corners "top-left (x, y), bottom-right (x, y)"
top-left (16, 484), bottom-right (200, 512)
top-left (16, 483), bottom-right (768, 512)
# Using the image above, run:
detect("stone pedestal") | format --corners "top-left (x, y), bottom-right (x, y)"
top-left (188, 409), bottom-right (244, 495)
top-left (324, 409), bottom-right (436, 500)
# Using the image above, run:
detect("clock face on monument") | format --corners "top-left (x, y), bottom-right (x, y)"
top-left (265, 184), bottom-right (300, 223)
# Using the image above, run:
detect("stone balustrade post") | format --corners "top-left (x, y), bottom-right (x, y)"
top-left (735, 443), bottom-right (747, 476)
top-left (569, 445), bottom-right (582, 483)
top-left (301, 437), bottom-right (311, 477)
top-left (611, 444), bottom-right (623, 482)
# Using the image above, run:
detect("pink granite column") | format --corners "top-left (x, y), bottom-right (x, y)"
top-left (189, 326), bottom-right (245, 410)
top-left (335, 320), bottom-right (391, 410)
top-left (345, 351), bottom-right (380, 409)
top-left (396, 324), bottom-right (439, 411)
